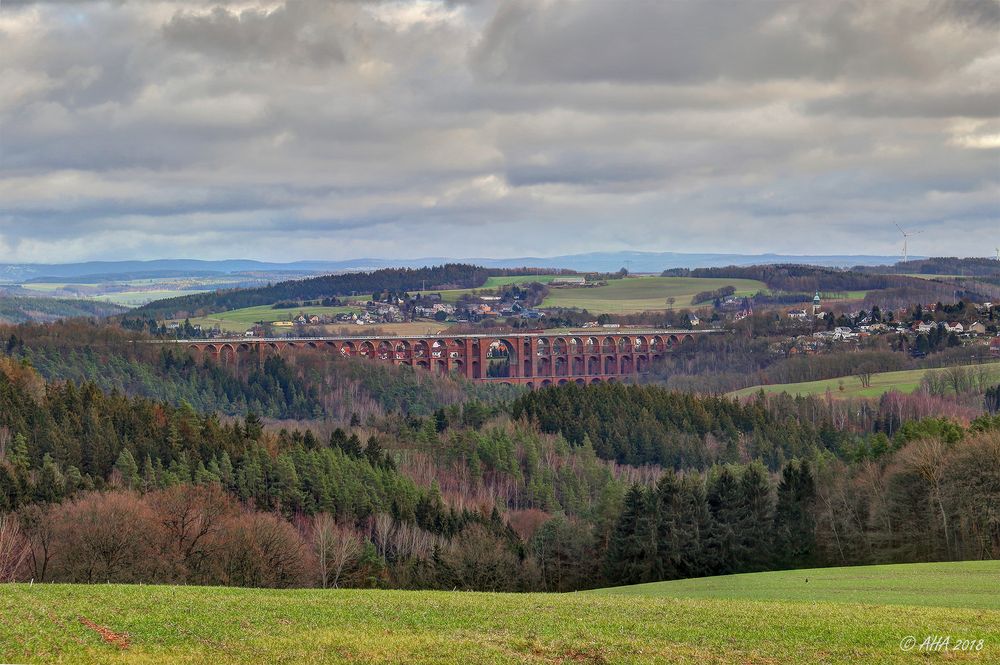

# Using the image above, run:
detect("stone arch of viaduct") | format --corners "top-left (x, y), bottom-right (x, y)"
top-left (178, 330), bottom-right (706, 387)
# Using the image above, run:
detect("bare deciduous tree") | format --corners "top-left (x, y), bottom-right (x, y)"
top-left (149, 483), bottom-right (236, 583)
top-left (372, 513), bottom-right (394, 561)
top-left (17, 504), bottom-right (56, 582)
top-left (0, 515), bottom-right (29, 582)
top-left (328, 522), bottom-right (362, 589)
top-left (310, 513), bottom-right (337, 589)
top-left (897, 438), bottom-right (952, 557)
top-left (855, 364), bottom-right (875, 389)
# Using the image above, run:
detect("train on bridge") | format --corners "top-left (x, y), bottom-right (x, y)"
top-left (171, 329), bottom-right (716, 387)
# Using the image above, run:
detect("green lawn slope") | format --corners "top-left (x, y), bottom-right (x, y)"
top-left (541, 276), bottom-right (766, 314)
top-left (729, 361), bottom-right (1000, 400)
top-left (2, 561), bottom-right (997, 663)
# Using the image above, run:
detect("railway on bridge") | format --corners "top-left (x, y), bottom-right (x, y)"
top-left (168, 329), bottom-right (719, 387)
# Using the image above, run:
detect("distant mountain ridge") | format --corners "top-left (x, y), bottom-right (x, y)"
top-left (0, 251), bottom-right (914, 282)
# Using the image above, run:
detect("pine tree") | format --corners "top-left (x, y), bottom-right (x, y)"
top-left (218, 451), bottom-right (234, 488)
top-left (114, 448), bottom-right (139, 489)
top-left (343, 434), bottom-right (363, 458)
top-left (142, 455), bottom-right (157, 491)
top-left (654, 471), bottom-right (681, 580)
top-left (738, 461), bottom-right (774, 571)
top-left (33, 454), bottom-right (64, 503)
top-left (705, 466), bottom-right (743, 574)
top-left (434, 408), bottom-right (448, 432)
top-left (244, 413), bottom-right (264, 440)
top-left (604, 484), bottom-right (656, 586)
top-left (365, 436), bottom-right (383, 468)
top-left (773, 459), bottom-right (817, 568)
top-left (674, 474), bottom-right (711, 578)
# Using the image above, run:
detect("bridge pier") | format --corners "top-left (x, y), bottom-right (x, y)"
top-left (173, 329), bottom-right (709, 386)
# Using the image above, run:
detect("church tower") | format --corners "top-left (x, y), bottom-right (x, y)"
top-left (812, 291), bottom-right (821, 317)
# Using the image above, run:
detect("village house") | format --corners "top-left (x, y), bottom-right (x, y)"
top-left (967, 322), bottom-right (987, 336)
top-left (550, 276), bottom-right (586, 286)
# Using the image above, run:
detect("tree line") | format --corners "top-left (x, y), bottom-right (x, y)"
top-left (128, 264), bottom-right (506, 320)
top-left (1, 342), bottom-right (998, 591)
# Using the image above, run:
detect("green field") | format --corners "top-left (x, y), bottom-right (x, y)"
top-left (92, 290), bottom-right (214, 307)
top-left (2, 561), bottom-right (996, 663)
top-left (178, 305), bottom-right (360, 333)
top-left (19, 283), bottom-right (73, 293)
top-left (412, 275), bottom-right (565, 304)
top-left (903, 274), bottom-right (964, 280)
top-left (482, 274), bottom-right (565, 287)
top-left (541, 276), bottom-right (766, 314)
top-left (825, 290), bottom-right (869, 300)
top-left (729, 361), bottom-right (1000, 400)
top-left (591, 560), bottom-right (999, 609)
top-left (20, 283), bottom-right (214, 307)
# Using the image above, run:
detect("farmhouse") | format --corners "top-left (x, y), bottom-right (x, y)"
top-left (551, 276), bottom-right (586, 286)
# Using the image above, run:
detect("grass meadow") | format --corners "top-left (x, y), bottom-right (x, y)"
top-left (1, 561), bottom-right (996, 663)
top-left (541, 276), bottom-right (766, 314)
top-left (729, 361), bottom-right (1000, 400)
top-left (177, 305), bottom-right (360, 333)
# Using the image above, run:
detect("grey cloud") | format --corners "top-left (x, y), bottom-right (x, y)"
top-left (162, 2), bottom-right (346, 67)
top-left (0, 0), bottom-right (996, 262)
top-left (806, 89), bottom-right (1000, 119)
top-left (472, 0), bottom-right (995, 84)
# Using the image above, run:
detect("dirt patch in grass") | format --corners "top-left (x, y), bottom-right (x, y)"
top-left (79, 616), bottom-right (129, 650)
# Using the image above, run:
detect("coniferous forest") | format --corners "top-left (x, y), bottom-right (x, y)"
top-left (0, 321), bottom-right (997, 591)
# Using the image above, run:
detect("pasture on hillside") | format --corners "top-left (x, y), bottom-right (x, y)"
top-left (176, 305), bottom-right (360, 333)
top-left (410, 274), bottom-right (564, 304)
top-left (541, 276), bottom-right (766, 314)
top-left (2, 561), bottom-right (996, 663)
top-left (482, 274), bottom-right (565, 288)
top-left (729, 361), bottom-right (1000, 400)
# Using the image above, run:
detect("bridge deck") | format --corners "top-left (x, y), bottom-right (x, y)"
top-left (167, 328), bottom-right (722, 386)
top-left (160, 328), bottom-right (718, 344)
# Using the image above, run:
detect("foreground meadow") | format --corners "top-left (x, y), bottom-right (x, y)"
top-left (729, 361), bottom-right (1000, 400)
top-left (1, 562), bottom-right (997, 664)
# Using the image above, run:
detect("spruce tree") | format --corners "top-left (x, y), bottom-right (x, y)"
top-left (604, 484), bottom-right (656, 586)
top-left (705, 466), bottom-right (742, 574)
top-left (34, 454), bottom-right (65, 503)
top-left (654, 471), bottom-right (681, 580)
top-left (738, 461), bottom-right (774, 571)
top-left (674, 474), bottom-right (711, 578)
top-left (114, 448), bottom-right (139, 489)
top-left (773, 460), bottom-right (817, 568)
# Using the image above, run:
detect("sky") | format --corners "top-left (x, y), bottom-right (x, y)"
top-left (1, 0), bottom-right (998, 263)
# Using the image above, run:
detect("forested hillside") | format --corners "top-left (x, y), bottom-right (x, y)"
top-left (0, 297), bottom-right (127, 324)
top-left (2, 322), bottom-right (516, 420)
top-left (1, 341), bottom-right (998, 591)
top-left (858, 257), bottom-right (1000, 277)
top-left (129, 264), bottom-right (504, 319)
top-left (661, 264), bottom-right (997, 304)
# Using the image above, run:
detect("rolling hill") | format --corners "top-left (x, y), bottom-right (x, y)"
top-left (3, 561), bottom-right (995, 663)
top-left (729, 361), bottom-right (1000, 400)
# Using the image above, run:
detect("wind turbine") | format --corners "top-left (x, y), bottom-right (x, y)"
top-left (894, 223), bottom-right (923, 264)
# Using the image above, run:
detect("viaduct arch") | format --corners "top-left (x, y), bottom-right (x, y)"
top-left (175, 329), bottom-right (712, 387)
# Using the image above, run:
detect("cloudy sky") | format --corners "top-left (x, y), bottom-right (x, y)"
top-left (1, 0), bottom-right (998, 263)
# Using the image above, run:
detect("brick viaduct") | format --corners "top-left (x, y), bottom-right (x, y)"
top-left (172, 330), bottom-right (716, 387)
